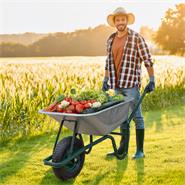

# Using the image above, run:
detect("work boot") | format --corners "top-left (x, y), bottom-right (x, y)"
top-left (107, 126), bottom-right (130, 158)
top-left (132, 129), bottom-right (145, 159)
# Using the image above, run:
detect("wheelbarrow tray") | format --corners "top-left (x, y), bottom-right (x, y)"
top-left (39, 97), bottom-right (134, 136)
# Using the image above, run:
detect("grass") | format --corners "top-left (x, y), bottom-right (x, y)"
top-left (0, 104), bottom-right (185, 185)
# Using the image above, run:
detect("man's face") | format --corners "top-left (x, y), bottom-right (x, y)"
top-left (114, 15), bottom-right (128, 32)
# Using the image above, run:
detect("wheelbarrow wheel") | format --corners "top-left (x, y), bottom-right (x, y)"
top-left (52, 136), bottom-right (85, 180)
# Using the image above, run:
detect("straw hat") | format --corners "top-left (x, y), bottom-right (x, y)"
top-left (107, 7), bottom-right (135, 27)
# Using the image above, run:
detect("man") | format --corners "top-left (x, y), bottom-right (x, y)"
top-left (102, 7), bottom-right (155, 159)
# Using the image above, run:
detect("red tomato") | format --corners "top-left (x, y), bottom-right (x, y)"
top-left (56, 104), bottom-right (63, 112)
top-left (75, 104), bottom-right (84, 113)
top-left (58, 109), bottom-right (64, 113)
top-left (90, 100), bottom-right (96, 103)
top-left (45, 102), bottom-right (58, 112)
top-left (80, 100), bottom-right (87, 105)
top-left (66, 105), bottom-right (75, 111)
top-left (66, 110), bottom-right (73, 113)
top-left (71, 100), bottom-right (79, 105)
top-left (84, 103), bottom-right (91, 108)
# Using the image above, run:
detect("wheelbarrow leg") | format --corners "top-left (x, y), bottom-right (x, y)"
top-left (84, 135), bottom-right (93, 154)
top-left (68, 120), bottom-right (79, 155)
top-left (53, 119), bottom-right (64, 153)
top-left (107, 121), bottom-right (130, 159)
top-left (106, 135), bottom-right (128, 160)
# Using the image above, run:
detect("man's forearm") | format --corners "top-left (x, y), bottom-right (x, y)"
top-left (146, 66), bottom-right (154, 78)
top-left (105, 70), bottom-right (109, 78)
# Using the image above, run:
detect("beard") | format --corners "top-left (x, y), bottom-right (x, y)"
top-left (116, 24), bottom-right (127, 32)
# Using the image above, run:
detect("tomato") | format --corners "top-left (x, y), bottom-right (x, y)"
top-left (64, 97), bottom-right (72, 103)
top-left (71, 100), bottom-right (79, 105)
top-left (90, 100), bottom-right (96, 103)
top-left (75, 104), bottom-right (84, 113)
top-left (84, 103), bottom-right (91, 108)
top-left (56, 106), bottom-right (63, 112)
top-left (46, 102), bottom-right (58, 112)
top-left (66, 105), bottom-right (75, 111)
top-left (80, 100), bottom-right (87, 105)
top-left (66, 110), bottom-right (73, 113)
top-left (56, 104), bottom-right (63, 112)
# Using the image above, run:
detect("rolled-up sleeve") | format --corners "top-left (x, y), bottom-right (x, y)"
top-left (137, 35), bottom-right (153, 67)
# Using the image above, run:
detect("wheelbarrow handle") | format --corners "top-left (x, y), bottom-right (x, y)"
top-left (127, 85), bottom-right (148, 124)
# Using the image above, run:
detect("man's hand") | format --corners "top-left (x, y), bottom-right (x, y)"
top-left (102, 77), bottom-right (110, 91)
top-left (145, 76), bottom-right (155, 93)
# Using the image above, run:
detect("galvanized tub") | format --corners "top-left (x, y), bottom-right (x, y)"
top-left (39, 97), bottom-right (134, 136)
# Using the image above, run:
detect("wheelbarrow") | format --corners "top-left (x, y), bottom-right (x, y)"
top-left (39, 86), bottom-right (148, 180)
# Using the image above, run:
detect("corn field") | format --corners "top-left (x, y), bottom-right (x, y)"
top-left (0, 56), bottom-right (185, 142)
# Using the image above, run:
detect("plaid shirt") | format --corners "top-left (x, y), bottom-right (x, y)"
top-left (105, 28), bottom-right (153, 89)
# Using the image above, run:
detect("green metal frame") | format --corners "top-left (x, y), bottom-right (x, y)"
top-left (43, 87), bottom-right (148, 168)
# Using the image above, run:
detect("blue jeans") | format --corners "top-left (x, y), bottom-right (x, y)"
top-left (115, 86), bottom-right (144, 129)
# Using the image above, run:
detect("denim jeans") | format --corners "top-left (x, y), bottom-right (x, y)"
top-left (115, 86), bottom-right (144, 129)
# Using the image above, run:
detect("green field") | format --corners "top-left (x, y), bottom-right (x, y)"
top-left (0, 104), bottom-right (185, 185)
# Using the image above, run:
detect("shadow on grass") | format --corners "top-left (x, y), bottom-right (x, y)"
top-left (90, 170), bottom-right (109, 185)
top-left (40, 162), bottom-right (109, 185)
top-left (103, 155), bottom-right (128, 185)
top-left (114, 157), bottom-right (128, 185)
top-left (0, 133), bottom-right (53, 184)
top-left (135, 158), bottom-right (144, 185)
top-left (40, 169), bottom-right (75, 185)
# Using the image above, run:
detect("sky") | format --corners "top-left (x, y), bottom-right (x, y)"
top-left (0, 0), bottom-right (184, 34)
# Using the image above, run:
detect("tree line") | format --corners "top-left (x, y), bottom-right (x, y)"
top-left (0, 25), bottom-right (114, 57)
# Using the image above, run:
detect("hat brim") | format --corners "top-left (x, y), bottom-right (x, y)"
top-left (107, 13), bottom-right (135, 27)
